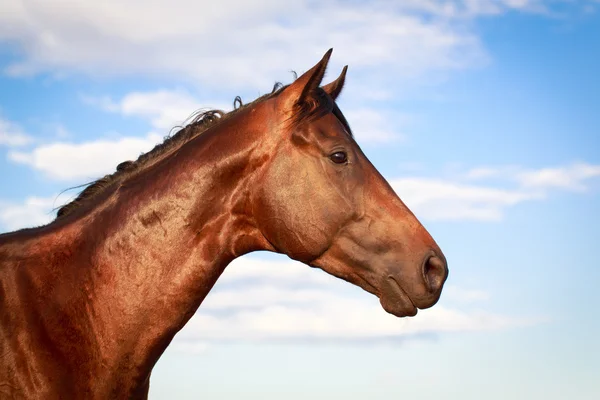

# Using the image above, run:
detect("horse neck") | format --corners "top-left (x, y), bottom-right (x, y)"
top-left (49, 106), bottom-right (274, 386)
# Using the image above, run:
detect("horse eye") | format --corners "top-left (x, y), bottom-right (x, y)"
top-left (330, 151), bottom-right (348, 164)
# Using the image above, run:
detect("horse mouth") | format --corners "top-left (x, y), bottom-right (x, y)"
top-left (379, 275), bottom-right (418, 317)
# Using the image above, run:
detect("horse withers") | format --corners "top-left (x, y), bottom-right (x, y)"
top-left (0, 49), bottom-right (447, 399)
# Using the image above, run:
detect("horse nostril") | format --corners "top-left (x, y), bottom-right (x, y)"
top-left (423, 255), bottom-right (448, 293)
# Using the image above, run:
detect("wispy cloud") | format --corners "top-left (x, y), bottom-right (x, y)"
top-left (392, 177), bottom-right (543, 221)
top-left (0, 0), bottom-right (493, 91)
top-left (172, 257), bottom-right (539, 345)
top-left (8, 133), bottom-right (162, 181)
top-left (515, 163), bottom-right (600, 191)
top-left (83, 90), bottom-right (228, 130)
top-left (464, 163), bottom-right (600, 191)
top-left (394, 162), bottom-right (600, 221)
top-left (0, 193), bottom-right (73, 231)
top-left (0, 117), bottom-right (33, 147)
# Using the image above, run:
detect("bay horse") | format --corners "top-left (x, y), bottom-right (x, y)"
top-left (0, 49), bottom-right (447, 399)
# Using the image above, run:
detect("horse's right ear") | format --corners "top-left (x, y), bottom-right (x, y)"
top-left (279, 49), bottom-right (333, 113)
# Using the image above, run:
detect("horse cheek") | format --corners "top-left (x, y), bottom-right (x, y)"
top-left (254, 163), bottom-right (338, 262)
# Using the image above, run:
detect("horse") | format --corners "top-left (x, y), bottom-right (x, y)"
top-left (0, 49), bottom-right (448, 399)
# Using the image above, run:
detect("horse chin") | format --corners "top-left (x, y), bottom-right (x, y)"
top-left (379, 275), bottom-right (418, 317)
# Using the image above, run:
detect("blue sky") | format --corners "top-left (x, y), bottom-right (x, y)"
top-left (1, 1), bottom-right (599, 399)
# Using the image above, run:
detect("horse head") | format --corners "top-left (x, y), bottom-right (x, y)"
top-left (252, 50), bottom-right (448, 317)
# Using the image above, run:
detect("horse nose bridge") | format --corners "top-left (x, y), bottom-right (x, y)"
top-left (387, 202), bottom-right (436, 250)
top-left (369, 179), bottom-right (422, 229)
top-left (364, 175), bottom-right (441, 254)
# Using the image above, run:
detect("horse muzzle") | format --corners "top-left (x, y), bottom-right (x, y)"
top-left (379, 251), bottom-right (448, 317)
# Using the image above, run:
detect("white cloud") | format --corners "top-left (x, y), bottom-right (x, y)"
top-left (0, 193), bottom-right (73, 232)
top-left (392, 177), bottom-right (543, 221)
top-left (515, 163), bottom-right (600, 192)
top-left (171, 256), bottom-right (536, 345)
top-left (0, 117), bottom-right (33, 147)
top-left (393, 162), bottom-right (600, 222)
top-left (216, 257), bottom-right (332, 287)
top-left (84, 90), bottom-right (229, 130)
top-left (181, 302), bottom-right (525, 342)
top-left (388, 0), bottom-right (547, 18)
top-left (0, 0), bottom-right (492, 91)
top-left (8, 132), bottom-right (162, 181)
top-left (450, 0), bottom-right (546, 17)
top-left (464, 163), bottom-right (600, 191)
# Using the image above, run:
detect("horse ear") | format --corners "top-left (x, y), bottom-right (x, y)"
top-left (322, 65), bottom-right (348, 101)
top-left (280, 49), bottom-right (333, 111)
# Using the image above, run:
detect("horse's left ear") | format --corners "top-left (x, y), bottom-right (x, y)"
top-left (322, 65), bottom-right (348, 101)
top-left (279, 49), bottom-right (332, 112)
